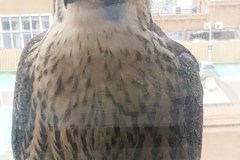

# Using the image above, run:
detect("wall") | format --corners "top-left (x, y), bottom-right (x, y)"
top-left (181, 40), bottom-right (240, 62)
top-left (0, 49), bottom-right (21, 72)
top-left (153, 14), bottom-right (209, 39)
top-left (201, 126), bottom-right (240, 160)
top-left (0, 0), bottom-right (53, 14)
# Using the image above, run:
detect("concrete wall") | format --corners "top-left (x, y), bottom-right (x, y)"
top-left (181, 40), bottom-right (240, 62)
top-left (0, 49), bottom-right (21, 72)
top-left (202, 126), bottom-right (240, 160)
top-left (0, 0), bottom-right (53, 14)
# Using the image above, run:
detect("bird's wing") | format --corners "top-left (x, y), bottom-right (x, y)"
top-left (12, 31), bottom-right (47, 159)
top-left (151, 22), bottom-right (203, 159)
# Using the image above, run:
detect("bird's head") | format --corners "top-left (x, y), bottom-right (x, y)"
top-left (53, 0), bottom-right (151, 32)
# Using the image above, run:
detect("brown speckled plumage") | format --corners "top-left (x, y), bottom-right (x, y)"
top-left (12, 0), bottom-right (203, 159)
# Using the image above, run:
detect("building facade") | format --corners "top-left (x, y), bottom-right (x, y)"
top-left (0, 0), bottom-right (53, 49)
top-left (153, 0), bottom-right (240, 41)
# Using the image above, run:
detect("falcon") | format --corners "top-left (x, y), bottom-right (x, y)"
top-left (12, 0), bottom-right (203, 159)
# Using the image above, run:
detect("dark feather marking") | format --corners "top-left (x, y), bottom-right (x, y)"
top-left (151, 128), bottom-right (162, 159)
top-left (32, 97), bottom-right (37, 110)
top-left (167, 80), bottom-right (175, 97)
top-left (167, 66), bottom-right (174, 74)
top-left (53, 114), bottom-right (59, 129)
top-left (81, 134), bottom-right (93, 159)
top-left (38, 122), bottom-right (48, 159)
top-left (67, 75), bottom-right (74, 86)
top-left (63, 108), bottom-right (72, 122)
top-left (106, 71), bottom-right (112, 81)
top-left (112, 153), bottom-right (119, 160)
top-left (133, 134), bottom-right (145, 160)
top-left (145, 55), bottom-right (152, 63)
top-left (28, 46), bottom-right (38, 54)
top-left (124, 91), bottom-right (131, 102)
top-left (48, 122), bottom-right (53, 131)
top-left (37, 91), bottom-right (42, 99)
top-left (104, 50), bottom-right (108, 56)
top-left (66, 130), bottom-right (79, 159)
top-left (30, 67), bottom-right (35, 82)
top-left (54, 131), bottom-right (65, 159)
top-left (82, 96), bottom-right (87, 105)
top-left (36, 65), bottom-right (40, 72)
top-left (102, 156), bottom-right (107, 160)
top-left (162, 54), bottom-right (172, 63)
top-left (73, 128), bottom-right (78, 138)
top-left (41, 100), bottom-right (47, 114)
top-left (125, 49), bottom-right (130, 56)
top-left (109, 51), bottom-right (114, 59)
top-left (46, 42), bottom-right (54, 52)
top-left (86, 77), bottom-right (91, 90)
top-left (72, 77), bottom-right (78, 93)
top-left (104, 60), bottom-right (107, 71)
top-left (47, 80), bottom-right (52, 88)
top-left (43, 69), bottom-right (48, 75)
top-left (136, 51), bottom-right (143, 61)
top-left (43, 55), bottom-right (50, 66)
top-left (105, 141), bottom-right (111, 156)
top-left (88, 55), bottom-right (91, 63)
top-left (72, 99), bottom-right (79, 109)
top-left (37, 75), bottom-right (42, 82)
top-left (118, 59), bottom-right (123, 69)
top-left (82, 66), bottom-right (86, 76)
top-left (127, 132), bottom-right (135, 147)
top-left (51, 59), bottom-right (59, 74)
top-left (114, 127), bottom-right (121, 138)
top-left (80, 113), bottom-right (86, 123)
top-left (55, 76), bottom-right (63, 95)
top-left (111, 137), bottom-right (117, 147)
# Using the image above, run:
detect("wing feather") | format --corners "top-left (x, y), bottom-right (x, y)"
top-left (12, 31), bottom-right (47, 159)
top-left (151, 22), bottom-right (203, 160)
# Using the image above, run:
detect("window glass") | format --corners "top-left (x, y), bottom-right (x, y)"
top-left (11, 17), bottom-right (20, 31)
top-left (168, 31), bottom-right (183, 41)
top-left (23, 33), bottom-right (31, 46)
top-left (2, 33), bottom-right (11, 48)
top-left (12, 33), bottom-right (22, 48)
top-left (1, 18), bottom-right (10, 31)
top-left (41, 16), bottom-right (50, 30)
top-left (31, 16), bottom-right (40, 30)
top-left (21, 17), bottom-right (30, 30)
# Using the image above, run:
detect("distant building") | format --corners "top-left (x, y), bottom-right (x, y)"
top-left (153, 0), bottom-right (240, 41)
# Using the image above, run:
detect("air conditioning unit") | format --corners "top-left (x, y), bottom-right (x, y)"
top-left (176, 7), bottom-right (181, 14)
top-left (172, 6), bottom-right (181, 14)
top-left (215, 22), bottom-right (223, 29)
top-left (204, 23), bottom-right (211, 30)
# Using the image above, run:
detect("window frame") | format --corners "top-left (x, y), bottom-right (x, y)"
top-left (0, 13), bottom-right (53, 49)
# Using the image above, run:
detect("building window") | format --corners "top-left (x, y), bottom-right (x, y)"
top-left (0, 14), bottom-right (52, 49)
top-left (168, 31), bottom-right (183, 41)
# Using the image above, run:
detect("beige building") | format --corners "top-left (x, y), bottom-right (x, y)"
top-left (153, 0), bottom-right (240, 41)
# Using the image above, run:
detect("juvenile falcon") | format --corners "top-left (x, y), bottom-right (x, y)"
top-left (12, 0), bottom-right (203, 159)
